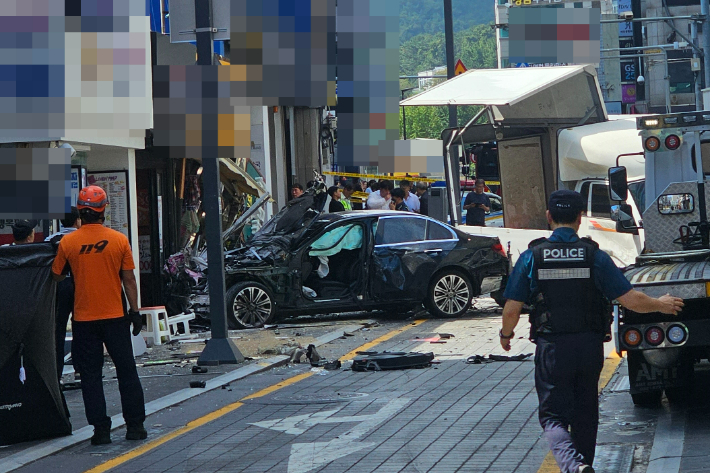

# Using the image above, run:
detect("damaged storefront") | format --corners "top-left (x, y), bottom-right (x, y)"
top-left (160, 157), bottom-right (268, 318)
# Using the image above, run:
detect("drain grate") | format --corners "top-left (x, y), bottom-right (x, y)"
top-left (246, 391), bottom-right (369, 405)
top-left (593, 444), bottom-right (634, 473)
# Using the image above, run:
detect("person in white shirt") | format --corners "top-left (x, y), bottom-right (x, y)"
top-left (366, 180), bottom-right (393, 210)
top-left (399, 179), bottom-right (420, 213)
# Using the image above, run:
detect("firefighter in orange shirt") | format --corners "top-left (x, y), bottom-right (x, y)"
top-left (51, 186), bottom-right (147, 445)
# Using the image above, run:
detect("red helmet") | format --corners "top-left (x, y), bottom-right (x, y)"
top-left (77, 185), bottom-right (108, 212)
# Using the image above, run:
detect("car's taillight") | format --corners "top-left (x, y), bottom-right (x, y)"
top-left (623, 328), bottom-right (642, 347)
top-left (491, 243), bottom-right (507, 257)
top-left (645, 326), bottom-right (665, 346)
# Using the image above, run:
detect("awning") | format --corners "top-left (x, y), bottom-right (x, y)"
top-left (557, 115), bottom-right (645, 182)
top-left (192, 158), bottom-right (266, 197)
top-left (400, 65), bottom-right (606, 125)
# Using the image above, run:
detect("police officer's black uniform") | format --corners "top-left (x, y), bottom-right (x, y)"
top-left (501, 190), bottom-right (633, 473)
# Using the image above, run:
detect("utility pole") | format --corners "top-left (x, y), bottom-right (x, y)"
top-left (443, 0), bottom-right (462, 225)
top-left (444, 0), bottom-right (456, 128)
top-left (692, 20), bottom-right (702, 111)
top-left (195, 0), bottom-right (243, 366)
top-left (703, 0), bottom-right (710, 109)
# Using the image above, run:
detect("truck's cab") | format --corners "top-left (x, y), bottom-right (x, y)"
top-left (609, 111), bottom-right (710, 406)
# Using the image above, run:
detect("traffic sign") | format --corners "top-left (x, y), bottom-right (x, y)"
top-left (454, 59), bottom-right (468, 76)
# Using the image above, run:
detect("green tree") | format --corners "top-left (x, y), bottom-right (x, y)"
top-left (399, 25), bottom-right (497, 139)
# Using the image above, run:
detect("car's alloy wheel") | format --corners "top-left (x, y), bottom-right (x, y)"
top-left (426, 270), bottom-right (472, 318)
top-left (226, 281), bottom-right (276, 329)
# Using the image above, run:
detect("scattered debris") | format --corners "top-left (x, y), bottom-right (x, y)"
top-left (191, 366), bottom-right (208, 374)
top-left (141, 360), bottom-right (177, 367)
top-left (306, 344), bottom-right (322, 365)
top-left (323, 360), bottom-right (342, 370)
top-left (310, 367), bottom-right (328, 376)
top-left (189, 380), bottom-right (206, 388)
top-left (439, 333), bottom-right (455, 339)
top-left (290, 348), bottom-right (307, 364)
top-left (465, 353), bottom-right (533, 364)
top-left (352, 352), bottom-right (435, 371)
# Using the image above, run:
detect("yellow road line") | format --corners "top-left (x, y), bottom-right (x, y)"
top-left (339, 319), bottom-right (427, 361)
top-left (86, 320), bottom-right (427, 473)
top-left (537, 351), bottom-right (624, 473)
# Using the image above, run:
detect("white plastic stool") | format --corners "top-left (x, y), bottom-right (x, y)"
top-left (167, 312), bottom-right (196, 338)
top-left (141, 306), bottom-right (171, 346)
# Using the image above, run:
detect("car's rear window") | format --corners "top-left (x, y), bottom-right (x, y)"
top-left (375, 217), bottom-right (426, 245)
top-left (427, 221), bottom-right (453, 240)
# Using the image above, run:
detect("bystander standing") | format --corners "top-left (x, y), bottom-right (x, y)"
top-left (51, 186), bottom-right (147, 445)
top-left (415, 183), bottom-right (429, 216)
top-left (45, 207), bottom-right (81, 381)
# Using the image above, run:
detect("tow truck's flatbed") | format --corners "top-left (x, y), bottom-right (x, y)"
top-left (624, 260), bottom-right (710, 299)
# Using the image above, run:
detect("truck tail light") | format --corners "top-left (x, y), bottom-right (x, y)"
top-left (666, 324), bottom-right (687, 344)
top-left (645, 326), bottom-right (665, 346)
top-left (491, 243), bottom-right (507, 258)
top-left (665, 134), bottom-right (681, 150)
top-left (623, 328), bottom-right (642, 347)
top-left (645, 136), bottom-right (661, 151)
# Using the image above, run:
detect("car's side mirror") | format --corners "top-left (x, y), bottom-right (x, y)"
top-left (611, 203), bottom-right (639, 235)
top-left (608, 166), bottom-right (628, 202)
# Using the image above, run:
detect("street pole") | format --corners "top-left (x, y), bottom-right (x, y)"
top-left (703, 0), bottom-right (710, 109)
top-left (664, 50), bottom-right (672, 113)
top-left (195, 0), bottom-right (243, 366)
top-left (443, 0), bottom-right (461, 225)
top-left (692, 21), bottom-right (702, 111)
top-left (401, 90), bottom-right (407, 140)
top-left (444, 0), bottom-right (456, 128)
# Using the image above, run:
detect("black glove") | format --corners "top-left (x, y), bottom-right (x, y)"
top-left (128, 310), bottom-right (142, 336)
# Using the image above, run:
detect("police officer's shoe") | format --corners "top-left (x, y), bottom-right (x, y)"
top-left (90, 427), bottom-right (112, 445)
top-left (125, 423), bottom-right (148, 440)
top-left (578, 465), bottom-right (595, 473)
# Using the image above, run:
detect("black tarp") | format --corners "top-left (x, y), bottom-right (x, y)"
top-left (0, 243), bottom-right (71, 445)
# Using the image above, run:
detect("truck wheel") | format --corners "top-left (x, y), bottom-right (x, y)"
top-left (425, 270), bottom-right (473, 318)
top-left (226, 281), bottom-right (276, 329)
top-left (631, 390), bottom-right (662, 407)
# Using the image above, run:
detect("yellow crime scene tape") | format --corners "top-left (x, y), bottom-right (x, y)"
top-left (323, 171), bottom-right (501, 187)
top-left (323, 171), bottom-right (441, 183)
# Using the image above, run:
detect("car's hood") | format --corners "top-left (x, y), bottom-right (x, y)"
top-left (225, 184), bottom-right (327, 271)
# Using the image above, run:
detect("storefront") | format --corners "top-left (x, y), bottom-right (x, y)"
top-left (135, 153), bottom-right (266, 308)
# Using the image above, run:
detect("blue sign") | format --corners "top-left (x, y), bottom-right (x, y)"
top-left (514, 63), bottom-right (529, 68)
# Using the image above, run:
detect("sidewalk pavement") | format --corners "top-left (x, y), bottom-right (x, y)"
top-left (0, 317), bottom-right (391, 472)
top-left (14, 310), bottom-right (558, 473)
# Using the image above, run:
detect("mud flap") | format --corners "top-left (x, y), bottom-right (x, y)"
top-left (627, 350), bottom-right (694, 394)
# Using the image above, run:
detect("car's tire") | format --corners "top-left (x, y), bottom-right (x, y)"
top-left (226, 281), bottom-right (277, 329)
top-left (631, 390), bottom-right (663, 407)
top-left (425, 270), bottom-right (473, 318)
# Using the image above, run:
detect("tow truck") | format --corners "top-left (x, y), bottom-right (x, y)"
top-left (609, 110), bottom-right (710, 405)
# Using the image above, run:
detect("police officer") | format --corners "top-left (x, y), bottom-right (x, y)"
top-left (499, 190), bottom-right (684, 473)
top-left (51, 186), bottom-right (147, 445)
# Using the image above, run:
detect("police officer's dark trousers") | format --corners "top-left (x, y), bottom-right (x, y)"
top-left (55, 277), bottom-right (74, 381)
top-left (72, 317), bottom-right (145, 429)
top-left (535, 332), bottom-right (604, 473)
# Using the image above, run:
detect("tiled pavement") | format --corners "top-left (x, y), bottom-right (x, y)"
top-left (99, 314), bottom-right (550, 473)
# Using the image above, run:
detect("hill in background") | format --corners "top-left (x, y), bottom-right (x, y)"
top-left (400, 0), bottom-right (495, 43)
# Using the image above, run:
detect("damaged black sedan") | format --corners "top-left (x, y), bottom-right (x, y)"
top-left (223, 192), bottom-right (509, 329)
